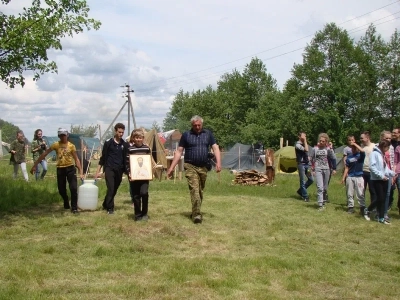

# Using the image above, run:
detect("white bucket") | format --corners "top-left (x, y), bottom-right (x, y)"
top-left (78, 180), bottom-right (99, 210)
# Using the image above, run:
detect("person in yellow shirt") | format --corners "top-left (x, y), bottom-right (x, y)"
top-left (31, 128), bottom-right (84, 213)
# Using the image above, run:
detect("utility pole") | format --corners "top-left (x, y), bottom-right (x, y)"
top-left (123, 84), bottom-right (136, 135)
top-left (100, 84), bottom-right (136, 144)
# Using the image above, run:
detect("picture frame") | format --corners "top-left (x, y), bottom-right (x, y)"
top-left (129, 154), bottom-right (153, 180)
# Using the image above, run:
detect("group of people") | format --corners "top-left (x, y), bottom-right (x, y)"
top-left (9, 116), bottom-right (222, 224)
top-left (295, 129), bottom-right (400, 224)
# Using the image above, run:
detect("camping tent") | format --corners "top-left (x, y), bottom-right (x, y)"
top-left (145, 129), bottom-right (167, 168)
top-left (221, 143), bottom-right (264, 171)
top-left (274, 146), bottom-right (298, 173)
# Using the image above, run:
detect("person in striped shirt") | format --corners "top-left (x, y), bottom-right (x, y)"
top-left (127, 129), bottom-right (152, 221)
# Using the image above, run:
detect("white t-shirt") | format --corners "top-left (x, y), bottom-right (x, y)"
top-left (362, 143), bottom-right (376, 172)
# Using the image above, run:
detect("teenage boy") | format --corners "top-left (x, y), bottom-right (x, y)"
top-left (95, 123), bottom-right (128, 215)
top-left (126, 129), bottom-right (152, 221)
top-left (31, 128), bottom-right (84, 213)
top-left (341, 141), bottom-right (368, 217)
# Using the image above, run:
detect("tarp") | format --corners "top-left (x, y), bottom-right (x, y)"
top-left (42, 136), bottom-right (59, 160)
top-left (145, 129), bottom-right (167, 168)
top-left (221, 143), bottom-right (264, 171)
top-left (274, 146), bottom-right (298, 173)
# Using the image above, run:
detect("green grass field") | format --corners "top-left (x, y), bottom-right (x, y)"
top-left (1, 158), bottom-right (400, 299)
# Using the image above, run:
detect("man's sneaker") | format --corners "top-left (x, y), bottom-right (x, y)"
top-left (71, 209), bottom-right (79, 214)
top-left (384, 215), bottom-right (390, 221)
top-left (134, 215), bottom-right (142, 221)
top-left (379, 218), bottom-right (391, 225)
top-left (107, 210), bottom-right (114, 215)
top-left (304, 197), bottom-right (310, 202)
top-left (317, 205), bottom-right (325, 211)
top-left (193, 215), bottom-right (202, 224)
top-left (347, 207), bottom-right (355, 214)
top-left (141, 215), bottom-right (149, 221)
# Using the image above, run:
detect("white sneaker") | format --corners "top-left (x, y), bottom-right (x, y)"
top-left (363, 213), bottom-right (370, 221)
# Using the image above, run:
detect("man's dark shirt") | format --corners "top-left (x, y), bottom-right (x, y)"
top-left (106, 139), bottom-right (125, 169)
top-left (179, 129), bottom-right (216, 167)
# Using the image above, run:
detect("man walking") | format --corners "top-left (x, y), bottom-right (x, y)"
top-left (295, 132), bottom-right (313, 202)
top-left (167, 115), bottom-right (221, 224)
top-left (95, 123), bottom-right (129, 215)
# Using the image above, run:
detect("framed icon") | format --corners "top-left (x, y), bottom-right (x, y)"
top-left (129, 154), bottom-right (153, 180)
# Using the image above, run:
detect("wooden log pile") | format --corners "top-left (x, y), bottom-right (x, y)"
top-left (232, 170), bottom-right (272, 186)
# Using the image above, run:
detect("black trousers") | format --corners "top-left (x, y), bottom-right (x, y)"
top-left (368, 180), bottom-right (388, 219)
top-left (130, 180), bottom-right (149, 217)
top-left (363, 171), bottom-right (377, 205)
top-left (103, 167), bottom-right (124, 210)
top-left (57, 166), bottom-right (78, 210)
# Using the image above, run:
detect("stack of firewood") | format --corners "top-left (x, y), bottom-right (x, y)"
top-left (232, 170), bottom-right (271, 186)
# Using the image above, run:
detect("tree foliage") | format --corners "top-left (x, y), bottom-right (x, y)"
top-left (70, 124), bottom-right (98, 138)
top-left (0, 118), bottom-right (20, 143)
top-left (164, 23), bottom-right (400, 148)
top-left (0, 0), bottom-right (101, 88)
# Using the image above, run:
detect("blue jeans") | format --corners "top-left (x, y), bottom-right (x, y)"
top-left (35, 160), bottom-right (48, 180)
top-left (297, 164), bottom-right (313, 198)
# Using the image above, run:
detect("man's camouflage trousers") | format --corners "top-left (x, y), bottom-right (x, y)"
top-left (184, 163), bottom-right (208, 219)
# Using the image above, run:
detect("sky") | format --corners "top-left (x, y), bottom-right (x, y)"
top-left (1, 0), bottom-right (400, 140)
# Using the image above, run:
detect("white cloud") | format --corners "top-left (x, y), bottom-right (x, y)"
top-left (1, 0), bottom-right (399, 140)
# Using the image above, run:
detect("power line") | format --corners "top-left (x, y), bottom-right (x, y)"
top-left (138, 12), bottom-right (400, 93)
top-left (138, 0), bottom-right (400, 88)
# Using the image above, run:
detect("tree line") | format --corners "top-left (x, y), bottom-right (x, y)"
top-left (162, 23), bottom-right (400, 149)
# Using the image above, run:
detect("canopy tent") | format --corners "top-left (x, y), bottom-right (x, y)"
top-left (221, 143), bottom-right (264, 171)
top-left (274, 146), bottom-right (298, 174)
top-left (145, 129), bottom-right (168, 168)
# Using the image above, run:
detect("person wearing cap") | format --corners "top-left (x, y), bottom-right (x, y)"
top-left (30, 128), bottom-right (84, 213)
top-left (95, 123), bottom-right (129, 215)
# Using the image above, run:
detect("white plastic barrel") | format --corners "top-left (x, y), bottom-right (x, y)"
top-left (78, 180), bottom-right (99, 210)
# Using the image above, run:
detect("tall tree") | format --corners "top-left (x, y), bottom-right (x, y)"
top-left (381, 29), bottom-right (400, 131)
top-left (290, 23), bottom-right (357, 144)
top-left (0, 0), bottom-right (101, 88)
top-left (353, 24), bottom-right (387, 139)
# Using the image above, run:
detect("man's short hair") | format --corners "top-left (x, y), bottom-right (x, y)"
top-left (114, 123), bottom-right (125, 131)
top-left (361, 131), bottom-right (370, 138)
top-left (191, 115), bottom-right (203, 124)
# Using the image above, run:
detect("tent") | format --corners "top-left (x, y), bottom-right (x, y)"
top-left (158, 129), bottom-right (182, 154)
top-left (221, 143), bottom-right (264, 171)
top-left (144, 129), bottom-right (167, 168)
top-left (274, 146), bottom-right (298, 173)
